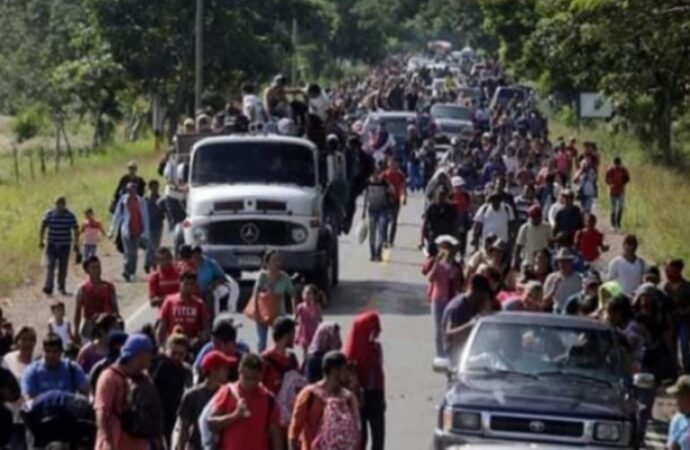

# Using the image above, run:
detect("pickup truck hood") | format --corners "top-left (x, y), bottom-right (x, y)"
top-left (445, 374), bottom-right (635, 420)
top-left (188, 184), bottom-right (319, 217)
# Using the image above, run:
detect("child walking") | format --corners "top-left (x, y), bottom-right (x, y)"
top-left (80, 208), bottom-right (106, 259)
top-left (295, 284), bottom-right (324, 357)
top-left (48, 300), bottom-right (74, 346)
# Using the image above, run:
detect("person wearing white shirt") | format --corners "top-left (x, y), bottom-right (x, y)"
top-left (241, 83), bottom-right (266, 124)
top-left (607, 234), bottom-right (646, 297)
top-left (514, 205), bottom-right (552, 269)
top-left (473, 192), bottom-right (515, 245)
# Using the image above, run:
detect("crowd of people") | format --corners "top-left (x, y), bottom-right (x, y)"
top-left (0, 49), bottom-right (689, 450)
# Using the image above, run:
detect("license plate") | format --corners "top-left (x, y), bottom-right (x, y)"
top-left (237, 255), bottom-right (262, 267)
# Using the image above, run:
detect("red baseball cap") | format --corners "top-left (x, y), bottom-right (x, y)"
top-left (200, 350), bottom-right (237, 375)
top-left (527, 205), bottom-right (542, 219)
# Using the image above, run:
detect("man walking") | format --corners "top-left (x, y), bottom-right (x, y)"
top-left (110, 182), bottom-right (150, 281)
top-left (144, 180), bottom-right (166, 274)
top-left (110, 161), bottom-right (146, 212)
top-left (605, 157), bottom-right (630, 231)
top-left (382, 157), bottom-right (407, 247)
top-left (40, 196), bottom-right (79, 296)
top-left (73, 256), bottom-right (119, 342)
top-left (363, 162), bottom-right (393, 262)
top-left (607, 234), bottom-right (646, 297)
top-left (513, 205), bottom-right (552, 270)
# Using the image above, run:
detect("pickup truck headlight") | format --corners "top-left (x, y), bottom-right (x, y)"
top-left (443, 408), bottom-right (481, 432)
top-left (290, 226), bottom-right (308, 244)
top-left (594, 422), bottom-right (622, 442)
top-left (192, 226), bottom-right (208, 244)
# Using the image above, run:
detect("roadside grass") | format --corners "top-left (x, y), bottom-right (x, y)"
top-left (551, 121), bottom-right (690, 268)
top-left (0, 138), bottom-right (159, 295)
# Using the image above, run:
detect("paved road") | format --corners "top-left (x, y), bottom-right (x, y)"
top-left (125, 191), bottom-right (671, 450)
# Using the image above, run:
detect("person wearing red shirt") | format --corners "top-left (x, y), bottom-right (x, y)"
top-left (574, 214), bottom-right (609, 263)
top-left (605, 157), bottom-right (630, 231)
top-left (74, 256), bottom-right (118, 342)
top-left (554, 148), bottom-right (573, 186)
top-left (382, 157), bottom-right (407, 247)
top-left (260, 317), bottom-right (298, 397)
top-left (208, 353), bottom-right (282, 450)
top-left (565, 136), bottom-right (579, 159)
top-left (157, 271), bottom-right (210, 348)
top-left (450, 176), bottom-right (471, 256)
top-left (148, 247), bottom-right (180, 307)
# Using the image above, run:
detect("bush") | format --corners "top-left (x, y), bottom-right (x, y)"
top-left (12, 106), bottom-right (48, 143)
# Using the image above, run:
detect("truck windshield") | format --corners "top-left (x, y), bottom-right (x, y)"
top-left (191, 142), bottom-right (316, 187)
top-left (462, 322), bottom-right (625, 384)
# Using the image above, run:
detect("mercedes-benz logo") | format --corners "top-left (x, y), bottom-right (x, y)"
top-left (528, 420), bottom-right (546, 433)
top-left (239, 223), bottom-right (260, 244)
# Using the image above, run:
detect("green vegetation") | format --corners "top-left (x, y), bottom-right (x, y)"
top-left (0, 138), bottom-right (158, 294)
top-left (550, 120), bottom-right (690, 267)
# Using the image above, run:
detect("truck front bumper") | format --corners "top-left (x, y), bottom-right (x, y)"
top-left (202, 245), bottom-right (327, 273)
top-left (433, 430), bottom-right (633, 450)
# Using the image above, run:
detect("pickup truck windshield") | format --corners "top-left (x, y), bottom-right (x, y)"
top-left (431, 105), bottom-right (472, 121)
top-left (191, 142), bottom-right (316, 187)
top-left (462, 322), bottom-right (625, 384)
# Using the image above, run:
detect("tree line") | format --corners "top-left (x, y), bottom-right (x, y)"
top-left (1, 0), bottom-right (688, 163)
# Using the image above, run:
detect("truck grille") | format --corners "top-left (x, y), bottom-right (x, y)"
top-left (207, 220), bottom-right (291, 246)
top-left (490, 415), bottom-right (584, 438)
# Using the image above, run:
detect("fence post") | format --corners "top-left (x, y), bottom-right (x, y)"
top-left (28, 148), bottom-right (35, 179)
top-left (12, 142), bottom-right (20, 183)
top-left (39, 147), bottom-right (46, 175)
top-left (54, 125), bottom-right (61, 172)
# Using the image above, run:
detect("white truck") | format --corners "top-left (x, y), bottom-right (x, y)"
top-left (176, 134), bottom-right (343, 292)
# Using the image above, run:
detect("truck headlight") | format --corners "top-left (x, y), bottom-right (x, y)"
top-left (456, 412), bottom-right (481, 431)
top-left (291, 227), bottom-right (308, 244)
top-left (192, 226), bottom-right (207, 244)
top-left (594, 422), bottom-right (622, 442)
top-left (443, 408), bottom-right (481, 432)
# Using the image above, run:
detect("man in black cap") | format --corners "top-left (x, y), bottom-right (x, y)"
top-left (192, 315), bottom-right (248, 382)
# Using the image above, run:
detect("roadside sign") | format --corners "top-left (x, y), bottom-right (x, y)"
top-left (579, 92), bottom-right (612, 119)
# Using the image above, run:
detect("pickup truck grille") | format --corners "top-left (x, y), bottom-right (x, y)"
top-left (490, 415), bottom-right (584, 438)
top-left (207, 220), bottom-right (290, 246)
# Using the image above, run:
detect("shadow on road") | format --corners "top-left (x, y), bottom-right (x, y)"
top-left (327, 280), bottom-right (428, 317)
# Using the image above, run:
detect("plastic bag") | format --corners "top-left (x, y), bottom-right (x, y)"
top-left (356, 217), bottom-right (369, 244)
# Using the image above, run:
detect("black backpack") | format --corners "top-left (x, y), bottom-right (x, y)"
top-left (111, 367), bottom-right (164, 440)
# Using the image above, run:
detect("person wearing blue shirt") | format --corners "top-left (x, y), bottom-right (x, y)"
top-left (667, 375), bottom-right (690, 450)
top-left (191, 246), bottom-right (225, 298)
top-left (21, 335), bottom-right (88, 399)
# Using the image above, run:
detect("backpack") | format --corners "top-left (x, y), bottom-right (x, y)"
top-left (111, 367), bottom-right (164, 440)
top-left (367, 182), bottom-right (391, 211)
top-left (275, 370), bottom-right (308, 426)
top-left (311, 388), bottom-right (359, 450)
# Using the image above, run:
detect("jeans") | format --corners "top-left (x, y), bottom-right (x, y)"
top-left (580, 195), bottom-right (594, 214)
top-left (82, 244), bottom-right (97, 260)
top-left (386, 202), bottom-right (401, 246)
top-left (368, 209), bottom-right (389, 259)
top-left (678, 320), bottom-right (690, 373)
top-left (122, 234), bottom-right (141, 277)
top-left (407, 163), bottom-right (423, 191)
top-left (635, 386), bottom-right (656, 441)
top-left (43, 244), bottom-right (70, 293)
top-left (610, 194), bottom-right (625, 228)
top-left (145, 227), bottom-right (163, 270)
top-left (256, 321), bottom-right (269, 353)
top-left (360, 390), bottom-right (385, 450)
top-left (432, 301), bottom-right (448, 357)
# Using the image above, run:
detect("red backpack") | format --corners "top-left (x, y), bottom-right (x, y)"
top-left (311, 387), bottom-right (359, 450)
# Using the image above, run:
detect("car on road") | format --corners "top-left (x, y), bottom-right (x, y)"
top-left (178, 134), bottom-right (342, 293)
top-left (430, 103), bottom-right (474, 144)
top-left (362, 111), bottom-right (418, 160)
top-left (435, 313), bottom-right (652, 450)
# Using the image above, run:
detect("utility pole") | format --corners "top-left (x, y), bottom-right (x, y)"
top-left (194, 0), bottom-right (203, 115)
top-left (291, 18), bottom-right (298, 85)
